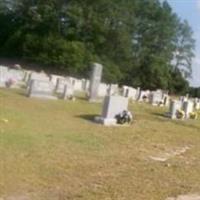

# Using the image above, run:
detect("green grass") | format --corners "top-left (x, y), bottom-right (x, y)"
top-left (0, 88), bottom-right (200, 200)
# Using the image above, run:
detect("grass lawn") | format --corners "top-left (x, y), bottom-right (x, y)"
top-left (0, 88), bottom-right (200, 200)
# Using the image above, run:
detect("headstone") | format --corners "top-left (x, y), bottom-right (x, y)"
top-left (95, 96), bottom-right (129, 125)
top-left (27, 72), bottom-right (49, 88)
top-left (27, 80), bottom-right (57, 100)
top-left (88, 63), bottom-right (103, 102)
top-left (195, 102), bottom-right (200, 110)
top-left (107, 85), bottom-right (112, 96)
top-left (61, 84), bottom-right (74, 100)
top-left (122, 86), bottom-right (137, 100)
top-left (138, 90), bottom-right (150, 102)
top-left (23, 70), bottom-right (32, 83)
top-left (82, 79), bottom-right (90, 91)
top-left (135, 87), bottom-right (141, 100)
top-left (50, 74), bottom-right (65, 86)
top-left (122, 86), bottom-right (129, 97)
top-left (13, 64), bottom-right (22, 70)
top-left (129, 87), bottom-right (139, 100)
top-left (7, 69), bottom-right (24, 82)
top-left (71, 78), bottom-right (76, 86)
top-left (179, 96), bottom-right (188, 103)
top-left (6, 69), bottom-right (25, 88)
top-left (149, 91), bottom-right (163, 106)
top-left (186, 93), bottom-right (189, 99)
top-left (107, 84), bottom-right (119, 96)
top-left (73, 78), bottom-right (83, 92)
top-left (163, 94), bottom-right (170, 107)
top-left (0, 66), bottom-right (9, 87)
top-left (183, 101), bottom-right (194, 119)
top-left (55, 78), bottom-right (71, 94)
top-left (168, 100), bottom-right (182, 119)
top-left (98, 83), bottom-right (108, 97)
top-left (194, 98), bottom-right (200, 110)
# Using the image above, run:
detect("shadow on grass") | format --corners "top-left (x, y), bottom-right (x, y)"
top-left (16, 89), bottom-right (27, 97)
top-left (75, 96), bottom-right (88, 101)
top-left (171, 120), bottom-right (200, 131)
top-left (151, 111), bottom-right (200, 130)
top-left (8, 88), bottom-right (27, 97)
top-left (152, 112), bottom-right (167, 118)
top-left (76, 114), bottom-right (98, 123)
top-left (150, 112), bottom-right (170, 122)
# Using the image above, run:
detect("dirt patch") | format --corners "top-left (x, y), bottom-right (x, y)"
top-left (0, 195), bottom-right (30, 200)
top-left (149, 146), bottom-right (190, 162)
top-left (166, 194), bottom-right (200, 200)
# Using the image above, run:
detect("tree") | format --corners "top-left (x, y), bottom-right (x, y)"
top-left (0, 0), bottom-right (196, 93)
top-left (172, 20), bottom-right (195, 79)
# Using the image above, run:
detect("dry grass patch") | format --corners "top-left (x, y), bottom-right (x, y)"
top-left (1, 88), bottom-right (200, 200)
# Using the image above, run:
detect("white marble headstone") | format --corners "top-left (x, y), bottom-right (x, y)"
top-left (0, 66), bottom-right (9, 87)
top-left (28, 80), bottom-right (57, 100)
top-left (55, 78), bottom-right (71, 94)
top-left (183, 101), bottom-right (194, 119)
top-left (95, 96), bottom-right (129, 125)
top-left (169, 100), bottom-right (182, 119)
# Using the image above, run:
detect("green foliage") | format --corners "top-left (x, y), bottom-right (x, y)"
top-left (23, 34), bottom-right (94, 76)
top-left (169, 68), bottom-right (189, 95)
top-left (0, 0), bottom-right (196, 93)
top-left (189, 87), bottom-right (200, 98)
top-left (173, 20), bottom-right (195, 78)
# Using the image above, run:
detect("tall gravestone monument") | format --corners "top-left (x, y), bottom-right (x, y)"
top-left (88, 63), bottom-right (103, 102)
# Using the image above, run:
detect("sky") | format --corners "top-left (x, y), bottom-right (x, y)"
top-left (166, 0), bottom-right (200, 87)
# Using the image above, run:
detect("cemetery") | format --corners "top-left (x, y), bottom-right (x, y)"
top-left (1, 63), bottom-right (200, 200)
top-left (1, 64), bottom-right (199, 124)
top-left (0, 0), bottom-right (200, 199)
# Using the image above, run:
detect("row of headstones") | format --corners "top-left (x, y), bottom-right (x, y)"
top-left (121, 86), bottom-right (169, 106)
top-left (0, 64), bottom-right (192, 110)
top-left (167, 98), bottom-right (200, 119)
top-left (1, 64), bottom-right (199, 126)
top-left (0, 65), bottom-right (85, 99)
top-left (26, 72), bottom-right (78, 100)
top-left (0, 64), bottom-right (185, 117)
top-left (0, 64), bottom-right (164, 102)
top-left (88, 63), bottom-right (169, 106)
top-left (89, 64), bottom-right (169, 126)
top-left (96, 94), bottom-right (200, 126)
top-left (26, 71), bottom-right (121, 100)
top-left (25, 64), bottom-right (200, 123)
top-left (0, 65), bottom-right (25, 88)
top-left (0, 65), bottom-right (120, 100)
top-left (0, 64), bottom-right (127, 126)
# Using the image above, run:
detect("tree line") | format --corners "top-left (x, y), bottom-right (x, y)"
top-left (189, 87), bottom-right (200, 98)
top-left (0, 0), bottom-right (196, 94)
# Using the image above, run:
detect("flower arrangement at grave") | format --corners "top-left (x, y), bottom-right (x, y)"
top-left (190, 112), bottom-right (198, 120)
top-left (158, 101), bottom-right (164, 107)
top-left (5, 78), bottom-right (16, 88)
top-left (115, 110), bottom-right (133, 124)
top-left (176, 109), bottom-right (185, 119)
